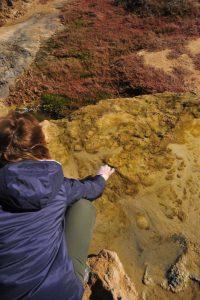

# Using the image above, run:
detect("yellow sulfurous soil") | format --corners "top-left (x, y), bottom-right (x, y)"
top-left (42, 92), bottom-right (200, 299)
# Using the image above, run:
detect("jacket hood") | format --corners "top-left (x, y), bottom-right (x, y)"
top-left (0, 160), bottom-right (64, 212)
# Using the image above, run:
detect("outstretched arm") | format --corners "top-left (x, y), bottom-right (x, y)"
top-left (64, 164), bottom-right (115, 205)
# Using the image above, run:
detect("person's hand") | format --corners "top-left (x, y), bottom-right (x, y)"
top-left (96, 164), bottom-right (115, 181)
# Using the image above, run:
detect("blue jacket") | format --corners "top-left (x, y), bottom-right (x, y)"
top-left (0, 160), bottom-right (105, 300)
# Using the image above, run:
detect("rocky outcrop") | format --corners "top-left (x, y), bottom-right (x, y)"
top-left (42, 92), bottom-right (200, 299)
top-left (43, 92), bottom-right (199, 190)
top-left (1, 92), bottom-right (200, 298)
top-left (83, 249), bottom-right (138, 300)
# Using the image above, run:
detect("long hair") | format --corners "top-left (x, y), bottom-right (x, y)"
top-left (0, 111), bottom-right (51, 163)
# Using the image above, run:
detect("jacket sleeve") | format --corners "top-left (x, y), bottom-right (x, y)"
top-left (64, 174), bottom-right (106, 205)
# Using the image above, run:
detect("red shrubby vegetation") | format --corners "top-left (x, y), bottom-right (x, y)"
top-left (112, 54), bottom-right (191, 95)
top-left (6, 0), bottom-right (200, 111)
top-left (193, 53), bottom-right (200, 70)
top-left (114, 0), bottom-right (199, 17)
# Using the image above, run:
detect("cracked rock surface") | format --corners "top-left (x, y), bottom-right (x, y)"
top-left (42, 92), bottom-right (200, 299)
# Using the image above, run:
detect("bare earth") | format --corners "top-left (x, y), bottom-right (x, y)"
top-left (138, 38), bottom-right (200, 94)
top-left (42, 93), bottom-right (200, 300)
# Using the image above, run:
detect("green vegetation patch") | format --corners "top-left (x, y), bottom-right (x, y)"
top-left (70, 50), bottom-right (93, 62)
top-left (95, 91), bottom-right (112, 101)
top-left (73, 17), bottom-right (87, 28)
top-left (41, 93), bottom-right (75, 118)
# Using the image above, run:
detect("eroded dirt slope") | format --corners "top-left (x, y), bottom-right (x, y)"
top-left (42, 92), bottom-right (200, 300)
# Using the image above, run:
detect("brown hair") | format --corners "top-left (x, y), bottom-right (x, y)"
top-left (0, 111), bottom-right (51, 163)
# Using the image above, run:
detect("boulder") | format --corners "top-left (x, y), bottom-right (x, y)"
top-left (83, 249), bottom-right (138, 300)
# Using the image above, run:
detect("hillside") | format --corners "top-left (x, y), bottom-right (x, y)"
top-left (1, 0), bottom-right (199, 115)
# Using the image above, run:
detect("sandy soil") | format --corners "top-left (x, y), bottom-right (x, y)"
top-left (138, 38), bottom-right (200, 94)
top-left (116, 118), bottom-right (200, 299)
top-left (186, 38), bottom-right (200, 55)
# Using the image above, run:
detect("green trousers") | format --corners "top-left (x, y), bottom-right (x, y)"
top-left (65, 199), bottom-right (96, 284)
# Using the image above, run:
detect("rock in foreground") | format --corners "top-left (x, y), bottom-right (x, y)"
top-left (40, 92), bottom-right (200, 299)
top-left (83, 249), bottom-right (138, 300)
